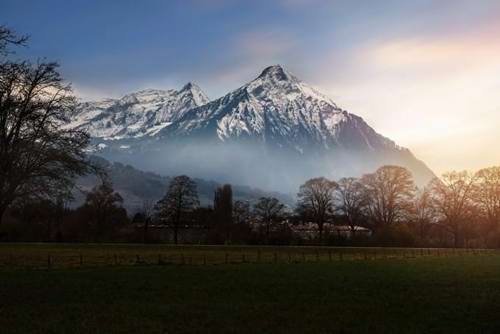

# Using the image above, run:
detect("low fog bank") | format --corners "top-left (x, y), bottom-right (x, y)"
top-left (73, 156), bottom-right (294, 214)
top-left (95, 140), bottom-right (435, 196)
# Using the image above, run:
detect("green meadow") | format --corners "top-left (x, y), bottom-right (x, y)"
top-left (1, 244), bottom-right (499, 333)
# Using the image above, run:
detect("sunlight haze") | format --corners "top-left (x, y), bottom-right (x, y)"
top-left (3, 0), bottom-right (500, 175)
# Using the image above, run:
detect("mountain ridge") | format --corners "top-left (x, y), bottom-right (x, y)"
top-left (65, 65), bottom-right (436, 191)
top-left (65, 82), bottom-right (209, 139)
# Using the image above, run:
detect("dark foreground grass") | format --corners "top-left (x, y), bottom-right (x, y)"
top-left (1, 255), bottom-right (500, 333)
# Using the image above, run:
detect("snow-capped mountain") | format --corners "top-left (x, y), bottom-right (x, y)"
top-left (161, 65), bottom-right (398, 153)
top-left (66, 65), bottom-right (435, 192)
top-left (65, 83), bottom-right (209, 139)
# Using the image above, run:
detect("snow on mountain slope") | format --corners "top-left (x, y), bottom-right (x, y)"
top-left (160, 65), bottom-right (397, 153)
top-left (68, 64), bottom-right (435, 189)
top-left (65, 83), bottom-right (209, 139)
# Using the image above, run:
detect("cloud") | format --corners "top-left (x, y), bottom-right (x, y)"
top-left (310, 20), bottom-right (500, 174)
top-left (235, 30), bottom-right (297, 59)
top-left (278, 0), bottom-right (325, 9)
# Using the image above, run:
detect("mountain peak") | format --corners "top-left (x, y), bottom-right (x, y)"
top-left (181, 82), bottom-right (198, 91)
top-left (179, 81), bottom-right (209, 106)
top-left (258, 64), bottom-right (296, 82)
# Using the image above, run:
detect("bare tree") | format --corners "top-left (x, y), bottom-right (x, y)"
top-left (214, 184), bottom-right (233, 242)
top-left (360, 166), bottom-right (415, 230)
top-left (475, 167), bottom-right (500, 237)
top-left (83, 180), bottom-right (125, 241)
top-left (429, 171), bottom-right (477, 247)
top-left (0, 25), bottom-right (28, 56)
top-left (297, 177), bottom-right (337, 241)
top-left (156, 175), bottom-right (199, 244)
top-left (0, 26), bottom-right (92, 225)
top-left (335, 177), bottom-right (367, 237)
top-left (253, 197), bottom-right (285, 241)
top-left (410, 187), bottom-right (435, 243)
top-left (139, 199), bottom-right (155, 243)
top-left (233, 200), bottom-right (251, 225)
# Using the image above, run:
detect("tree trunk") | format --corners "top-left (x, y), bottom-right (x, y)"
top-left (143, 219), bottom-right (149, 244)
top-left (0, 204), bottom-right (7, 226)
top-left (349, 222), bottom-right (356, 239)
top-left (174, 209), bottom-right (181, 245)
top-left (266, 222), bottom-right (270, 243)
top-left (173, 223), bottom-right (178, 245)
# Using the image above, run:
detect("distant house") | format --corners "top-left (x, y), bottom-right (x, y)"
top-left (331, 225), bottom-right (372, 239)
top-left (289, 222), bottom-right (372, 240)
top-left (133, 224), bottom-right (209, 243)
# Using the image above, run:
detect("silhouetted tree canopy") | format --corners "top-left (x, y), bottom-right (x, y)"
top-left (156, 175), bottom-right (199, 244)
top-left (430, 171), bottom-right (477, 247)
top-left (361, 166), bottom-right (415, 229)
top-left (80, 181), bottom-right (126, 241)
top-left (0, 26), bottom-right (92, 225)
top-left (233, 200), bottom-right (251, 225)
top-left (214, 184), bottom-right (233, 242)
top-left (409, 187), bottom-right (435, 242)
top-left (475, 167), bottom-right (500, 232)
top-left (336, 177), bottom-right (368, 236)
top-left (253, 197), bottom-right (286, 240)
top-left (0, 25), bottom-right (28, 56)
top-left (297, 177), bottom-right (337, 241)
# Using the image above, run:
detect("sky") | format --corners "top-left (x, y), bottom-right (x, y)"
top-left (2, 0), bottom-right (500, 175)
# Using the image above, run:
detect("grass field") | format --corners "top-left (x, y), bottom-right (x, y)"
top-left (1, 244), bottom-right (500, 333)
top-left (0, 243), bottom-right (491, 268)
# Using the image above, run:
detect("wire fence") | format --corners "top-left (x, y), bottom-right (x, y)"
top-left (0, 247), bottom-right (496, 270)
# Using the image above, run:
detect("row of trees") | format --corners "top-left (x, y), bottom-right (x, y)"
top-left (295, 166), bottom-right (500, 247)
top-left (2, 155), bottom-right (498, 246)
top-left (152, 175), bottom-right (287, 244)
top-left (144, 165), bottom-right (500, 248)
